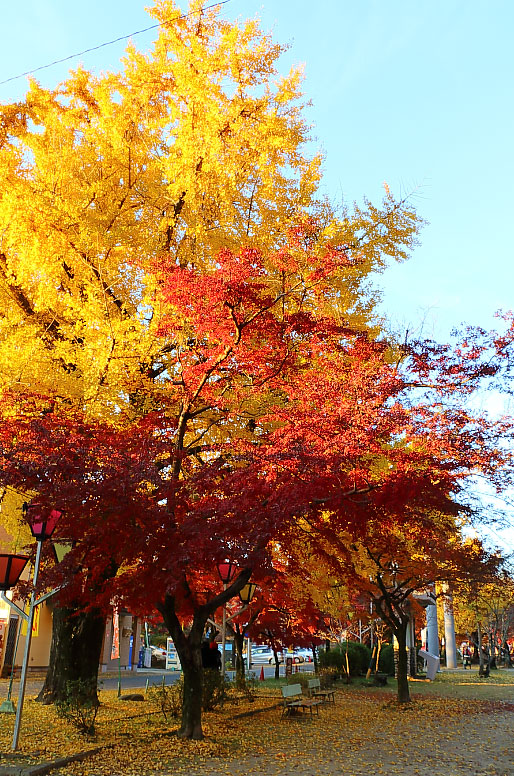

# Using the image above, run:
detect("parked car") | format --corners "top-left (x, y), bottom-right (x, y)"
top-left (248, 646), bottom-right (283, 665)
top-left (293, 647), bottom-right (315, 663)
top-left (150, 645), bottom-right (166, 664)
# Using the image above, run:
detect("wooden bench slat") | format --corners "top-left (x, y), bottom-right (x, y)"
top-left (281, 683), bottom-right (322, 716)
top-left (307, 677), bottom-right (336, 703)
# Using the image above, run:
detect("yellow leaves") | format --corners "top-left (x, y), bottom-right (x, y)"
top-left (0, 486), bottom-right (32, 550)
top-left (1, 674), bottom-right (513, 775)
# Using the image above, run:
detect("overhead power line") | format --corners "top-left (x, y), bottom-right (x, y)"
top-left (0, 0), bottom-right (232, 87)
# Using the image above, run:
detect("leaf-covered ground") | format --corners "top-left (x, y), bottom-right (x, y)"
top-left (0, 670), bottom-right (513, 776)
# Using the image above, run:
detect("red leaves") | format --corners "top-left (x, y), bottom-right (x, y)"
top-left (2, 235), bottom-right (514, 629)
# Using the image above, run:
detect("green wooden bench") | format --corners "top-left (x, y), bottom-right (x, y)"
top-left (307, 677), bottom-right (336, 704)
top-left (281, 683), bottom-right (322, 716)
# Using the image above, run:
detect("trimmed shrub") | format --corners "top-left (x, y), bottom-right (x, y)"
top-left (347, 641), bottom-right (372, 675)
top-left (318, 641), bottom-right (371, 677)
top-left (378, 643), bottom-right (395, 675)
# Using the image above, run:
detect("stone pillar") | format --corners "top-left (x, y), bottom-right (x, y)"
top-left (442, 583), bottom-right (457, 669)
top-left (425, 589), bottom-right (440, 658)
top-left (406, 613), bottom-right (417, 677)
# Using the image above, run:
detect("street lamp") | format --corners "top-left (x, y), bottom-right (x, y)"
top-left (0, 502), bottom-right (62, 750)
top-left (25, 503), bottom-right (62, 541)
top-left (0, 555), bottom-right (30, 591)
top-left (217, 562), bottom-right (237, 677)
top-left (52, 540), bottom-right (75, 564)
top-left (238, 583), bottom-right (257, 605)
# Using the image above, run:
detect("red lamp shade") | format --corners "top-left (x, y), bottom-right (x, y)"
top-left (0, 554), bottom-right (30, 591)
top-left (217, 561), bottom-right (237, 584)
top-left (24, 503), bottom-right (62, 541)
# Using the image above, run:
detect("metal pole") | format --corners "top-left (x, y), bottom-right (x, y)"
top-left (221, 583), bottom-right (227, 678)
top-left (12, 540), bottom-right (42, 751)
top-left (117, 655), bottom-right (122, 698)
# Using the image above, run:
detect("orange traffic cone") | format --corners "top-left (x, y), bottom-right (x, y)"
top-left (259, 666), bottom-right (265, 681)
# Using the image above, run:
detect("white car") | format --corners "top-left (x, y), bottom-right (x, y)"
top-left (292, 648), bottom-right (314, 663)
top-left (150, 645), bottom-right (166, 663)
top-left (248, 646), bottom-right (283, 665)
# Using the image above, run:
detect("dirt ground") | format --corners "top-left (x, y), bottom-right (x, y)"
top-left (169, 679), bottom-right (514, 776)
top-left (176, 706), bottom-right (513, 776)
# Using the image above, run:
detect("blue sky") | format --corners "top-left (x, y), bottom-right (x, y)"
top-left (1, 1), bottom-right (514, 549)
top-left (2, 0), bottom-right (513, 342)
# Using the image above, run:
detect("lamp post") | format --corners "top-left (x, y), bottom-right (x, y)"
top-left (0, 502), bottom-right (62, 750)
top-left (217, 562), bottom-right (237, 678)
top-left (238, 583), bottom-right (257, 674)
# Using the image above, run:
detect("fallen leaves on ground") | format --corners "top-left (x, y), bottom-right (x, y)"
top-left (0, 672), bottom-right (512, 776)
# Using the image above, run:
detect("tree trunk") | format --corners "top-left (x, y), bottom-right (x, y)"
top-left (233, 630), bottom-right (246, 681)
top-left (502, 638), bottom-right (513, 668)
top-left (158, 595), bottom-right (208, 739)
top-left (477, 621), bottom-right (486, 676)
top-left (178, 647), bottom-right (204, 739)
top-left (36, 603), bottom-right (105, 705)
top-left (395, 622), bottom-right (410, 703)
top-left (272, 649), bottom-right (280, 679)
top-left (157, 570), bottom-right (253, 739)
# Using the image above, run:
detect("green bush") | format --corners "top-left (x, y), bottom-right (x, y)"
top-left (318, 641), bottom-right (371, 677)
top-left (287, 672), bottom-right (314, 690)
top-left (318, 645), bottom-right (345, 676)
top-left (318, 666), bottom-right (338, 686)
top-left (347, 641), bottom-right (372, 675)
top-left (54, 679), bottom-right (99, 738)
top-left (378, 643), bottom-right (395, 675)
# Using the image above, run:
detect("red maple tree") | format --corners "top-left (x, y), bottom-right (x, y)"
top-left (1, 242), bottom-right (513, 735)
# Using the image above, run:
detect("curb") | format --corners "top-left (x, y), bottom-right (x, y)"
top-left (0, 745), bottom-right (109, 776)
